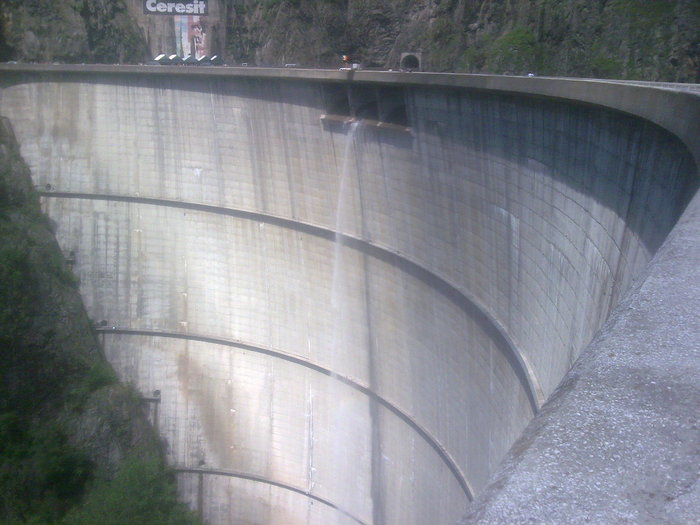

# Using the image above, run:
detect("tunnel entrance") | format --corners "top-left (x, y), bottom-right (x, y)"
top-left (400, 53), bottom-right (421, 71)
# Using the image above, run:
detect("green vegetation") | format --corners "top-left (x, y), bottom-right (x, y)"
top-left (0, 0), bottom-right (147, 63)
top-left (602, 0), bottom-right (678, 80)
top-left (589, 45), bottom-right (624, 79)
top-left (427, 18), bottom-right (464, 72)
top-left (1, 0), bottom-right (696, 81)
top-left (64, 453), bottom-right (195, 525)
top-left (0, 118), bottom-right (199, 524)
top-left (484, 27), bottom-right (539, 74)
top-left (0, 414), bottom-right (93, 523)
top-left (79, 0), bottom-right (149, 63)
top-left (0, 403), bottom-right (199, 524)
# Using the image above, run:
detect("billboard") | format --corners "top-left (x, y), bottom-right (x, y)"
top-left (142, 0), bottom-right (211, 59)
top-left (175, 16), bottom-right (208, 58)
top-left (143, 0), bottom-right (208, 15)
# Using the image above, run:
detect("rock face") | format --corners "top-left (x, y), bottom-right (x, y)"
top-left (221, 0), bottom-right (699, 81)
top-left (0, 116), bottom-right (197, 523)
top-left (0, 0), bottom-right (148, 63)
top-left (1, 0), bottom-right (698, 81)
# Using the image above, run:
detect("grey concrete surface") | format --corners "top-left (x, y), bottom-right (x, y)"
top-left (462, 181), bottom-right (700, 525)
top-left (0, 64), bottom-right (697, 524)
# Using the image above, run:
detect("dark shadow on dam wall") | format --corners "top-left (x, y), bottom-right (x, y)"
top-left (0, 66), bottom-right (697, 524)
top-left (408, 86), bottom-right (697, 286)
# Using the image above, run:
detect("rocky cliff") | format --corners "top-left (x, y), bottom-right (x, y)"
top-left (1, 0), bottom-right (697, 81)
top-left (0, 0), bottom-right (148, 63)
top-left (0, 117), bottom-right (198, 523)
top-left (225, 0), bottom-right (698, 81)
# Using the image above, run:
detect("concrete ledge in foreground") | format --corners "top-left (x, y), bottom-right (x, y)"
top-left (462, 189), bottom-right (700, 523)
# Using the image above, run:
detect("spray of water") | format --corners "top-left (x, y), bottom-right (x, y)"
top-left (330, 120), bottom-right (360, 320)
top-left (324, 120), bottom-right (369, 516)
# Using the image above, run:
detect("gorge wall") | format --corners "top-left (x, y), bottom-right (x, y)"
top-left (2, 1), bottom-right (698, 81)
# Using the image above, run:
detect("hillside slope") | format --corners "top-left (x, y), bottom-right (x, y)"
top-left (1, 0), bottom-right (697, 81)
top-left (0, 117), bottom-right (198, 524)
top-left (225, 0), bottom-right (698, 81)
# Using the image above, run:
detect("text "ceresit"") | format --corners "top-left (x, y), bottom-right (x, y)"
top-left (144, 0), bottom-right (208, 15)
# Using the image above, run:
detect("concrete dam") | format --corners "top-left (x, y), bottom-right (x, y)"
top-left (1, 65), bottom-right (698, 524)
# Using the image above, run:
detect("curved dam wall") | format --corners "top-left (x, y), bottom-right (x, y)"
top-left (0, 66), bottom-right (697, 525)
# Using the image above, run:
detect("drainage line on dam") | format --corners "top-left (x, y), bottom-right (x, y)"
top-left (98, 327), bottom-right (476, 500)
top-left (43, 190), bottom-right (544, 412)
top-left (172, 466), bottom-right (369, 525)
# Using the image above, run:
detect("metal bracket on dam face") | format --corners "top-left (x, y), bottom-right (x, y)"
top-left (44, 190), bottom-right (545, 414)
top-left (98, 327), bottom-right (477, 500)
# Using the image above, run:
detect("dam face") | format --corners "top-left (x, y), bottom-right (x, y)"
top-left (0, 67), bottom-right (697, 524)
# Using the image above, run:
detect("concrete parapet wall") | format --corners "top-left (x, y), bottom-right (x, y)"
top-left (0, 65), bottom-right (697, 524)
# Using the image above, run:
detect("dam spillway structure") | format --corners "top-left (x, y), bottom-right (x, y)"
top-left (0, 65), bottom-right (698, 524)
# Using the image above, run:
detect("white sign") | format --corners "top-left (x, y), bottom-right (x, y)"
top-left (143, 0), bottom-right (208, 15)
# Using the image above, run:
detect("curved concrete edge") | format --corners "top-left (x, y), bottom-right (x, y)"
top-left (2, 64), bottom-right (699, 167)
top-left (173, 466), bottom-right (368, 525)
top-left (97, 327), bottom-right (476, 500)
top-left (461, 187), bottom-right (700, 523)
top-left (41, 190), bottom-right (542, 413)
